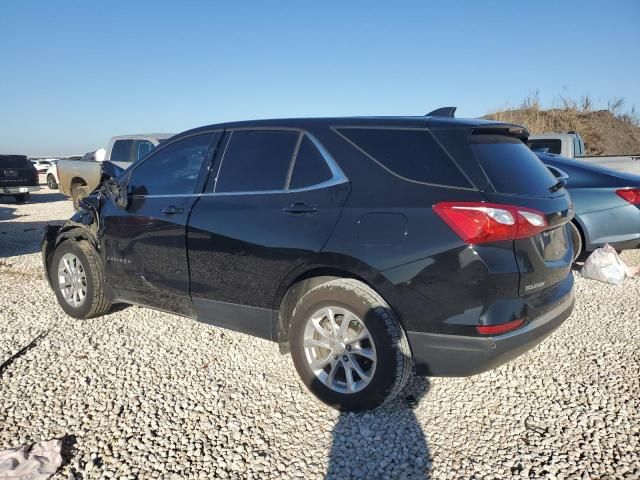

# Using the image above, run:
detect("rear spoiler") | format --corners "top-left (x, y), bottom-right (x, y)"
top-left (472, 124), bottom-right (529, 141)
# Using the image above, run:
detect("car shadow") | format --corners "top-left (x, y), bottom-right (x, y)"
top-left (327, 374), bottom-right (431, 479)
top-left (323, 303), bottom-right (432, 479)
top-left (0, 191), bottom-right (67, 205)
top-left (0, 192), bottom-right (69, 258)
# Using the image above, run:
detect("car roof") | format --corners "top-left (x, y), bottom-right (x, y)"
top-left (177, 116), bottom-right (527, 137)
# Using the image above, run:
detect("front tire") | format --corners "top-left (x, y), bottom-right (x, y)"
top-left (289, 279), bottom-right (412, 411)
top-left (14, 193), bottom-right (30, 204)
top-left (51, 240), bottom-right (112, 319)
top-left (47, 174), bottom-right (58, 189)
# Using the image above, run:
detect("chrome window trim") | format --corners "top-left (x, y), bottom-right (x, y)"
top-left (131, 177), bottom-right (349, 199)
top-left (331, 126), bottom-right (478, 191)
top-left (284, 133), bottom-right (304, 190)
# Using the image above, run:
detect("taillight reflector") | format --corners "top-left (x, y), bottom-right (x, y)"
top-left (476, 318), bottom-right (525, 335)
top-left (433, 202), bottom-right (548, 244)
top-left (616, 188), bottom-right (640, 205)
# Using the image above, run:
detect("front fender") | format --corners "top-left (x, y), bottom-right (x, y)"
top-left (41, 195), bottom-right (102, 287)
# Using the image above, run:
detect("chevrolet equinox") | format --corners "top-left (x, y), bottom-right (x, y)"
top-left (42, 112), bottom-right (576, 411)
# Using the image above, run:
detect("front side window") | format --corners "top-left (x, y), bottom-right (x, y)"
top-left (337, 128), bottom-right (470, 187)
top-left (110, 140), bottom-right (133, 162)
top-left (215, 130), bottom-right (299, 193)
top-left (129, 133), bottom-right (213, 196)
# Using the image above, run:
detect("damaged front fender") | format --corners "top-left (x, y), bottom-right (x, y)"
top-left (41, 193), bottom-right (103, 288)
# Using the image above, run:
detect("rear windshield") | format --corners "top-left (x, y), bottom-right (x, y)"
top-left (0, 155), bottom-right (31, 168)
top-left (337, 128), bottom-right (471, 188)
top-left (471, 135), bottom-right (558, 196)
top-left (527, 138), bottom-right (562, 155)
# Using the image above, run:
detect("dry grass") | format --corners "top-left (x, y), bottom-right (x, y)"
top-left (483, 92), bottom-right (640, 155)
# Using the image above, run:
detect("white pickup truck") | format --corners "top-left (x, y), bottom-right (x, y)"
top-left (527, 132), bottom-right (640, 175)
top-left (57, 133), bottom-right (174, 208)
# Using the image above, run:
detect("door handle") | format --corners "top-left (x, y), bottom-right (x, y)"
top-left (282, 203), bottom-right (318, 214)
top-left (161, 205), bottom-right (184, 215)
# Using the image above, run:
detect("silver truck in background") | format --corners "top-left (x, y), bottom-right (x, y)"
top-left (527, 132), bottom-right (640, 175)
top-left (57, 133), bottom-right (174, 208)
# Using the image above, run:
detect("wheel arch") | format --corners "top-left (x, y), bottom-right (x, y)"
top-left (273, 257), bottom-right (397, 354)
top-left (572, 215), bottom-right (590, 252)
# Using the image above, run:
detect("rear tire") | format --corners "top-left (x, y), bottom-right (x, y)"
top-left (51, 240), bottom-right (112, 319)
top-left (47, 174), bottom-right (58, 189)
top-left (289, 279), bottom-right (412, 411)
top-left (14, 193), bottom-right (30, 204)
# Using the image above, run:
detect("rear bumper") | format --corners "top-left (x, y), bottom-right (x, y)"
top-left (407, 275), bottom-right (575, 376)
top-left (0, 186), bottom-right (39, 194)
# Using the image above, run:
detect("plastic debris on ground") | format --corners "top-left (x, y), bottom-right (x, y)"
top-left (0, 439), bottom-right (63, 479)
top-left (581, 243), bottom-right (639, 284)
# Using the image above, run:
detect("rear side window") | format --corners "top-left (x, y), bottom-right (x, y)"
top-left (110, 140), bottom-right (133, 162)
top-left (289, 136), bottom-right (333, 189)
top-left (0, 155), bottom-right (31, 168)
top-left (527, 139), bottom-right (562, 155)
top-left (216, 130), bottom-right (299, 193)
top-left (471, 135), bottom-right (558, 196)
top-left (337, 128), bottom-right (470, 187)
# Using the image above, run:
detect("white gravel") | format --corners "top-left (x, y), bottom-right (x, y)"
top-left (1, 188), bottom-right (639, 479)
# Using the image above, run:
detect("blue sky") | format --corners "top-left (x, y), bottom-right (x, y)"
top-left (1, 1), bottom-right (638, 156)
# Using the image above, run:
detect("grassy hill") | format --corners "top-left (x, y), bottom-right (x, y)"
top-left (483, 96), bottom-right (640, 155)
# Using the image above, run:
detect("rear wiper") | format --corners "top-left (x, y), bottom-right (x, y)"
top-left (549, 179), bottom-right (567, 193)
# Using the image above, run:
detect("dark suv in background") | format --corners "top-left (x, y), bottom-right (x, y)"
top-left (1, 155), bottom-right (39, 203)
top-left (43, 113), bottom-right (575, 411)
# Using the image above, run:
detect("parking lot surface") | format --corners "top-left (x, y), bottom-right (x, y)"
top-left (1, 189), bottom-right (638, 479)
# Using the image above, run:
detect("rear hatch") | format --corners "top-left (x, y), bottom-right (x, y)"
top-left (469, 134), bottom-right (574, 296)
top-left (0, 155), bottom-right (38, 188)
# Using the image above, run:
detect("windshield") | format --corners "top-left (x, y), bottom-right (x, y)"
top-left (471, 135), bottom-right (559, 196)
top-left (527, 139), bottom-right (562, 155)
top-left (0, 155), bottom-right (31, 168)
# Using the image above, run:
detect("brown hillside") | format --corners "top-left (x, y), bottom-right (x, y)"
top-left (483, 108), bottom-right (640, 155)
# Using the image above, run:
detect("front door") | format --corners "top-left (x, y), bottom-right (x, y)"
top-left (101, 132), bottom-right (219, 315)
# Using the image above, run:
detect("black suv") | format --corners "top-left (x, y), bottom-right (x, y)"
top-left (1, 155), bottom-right (40, 203)
top-left (43, 114), bottom-right (575, 411)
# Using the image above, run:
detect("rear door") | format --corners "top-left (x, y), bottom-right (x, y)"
top-left (101, 132), bottom-right (219, 315)
top-left (187, 129), bottom-right (350, 339)
top-left (469, 134), bottom-right (574, 295)
top-left (0, 155), bottom-right (38, 189)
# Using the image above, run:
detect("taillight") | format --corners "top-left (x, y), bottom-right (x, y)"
top-left (476, 318), bottom-right (525, 335)
top-left (616, 188), bottom-right (640, 205)
top-left (433, 201), bottom-right (548, 244)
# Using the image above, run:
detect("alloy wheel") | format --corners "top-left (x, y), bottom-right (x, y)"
top-left (303, 306), bottom-right (377, 394)
top-left (57, 253), bottom-right (87, 308)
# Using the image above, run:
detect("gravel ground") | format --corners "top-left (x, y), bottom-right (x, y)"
top-left (1, 188), bottom-right (639, 480)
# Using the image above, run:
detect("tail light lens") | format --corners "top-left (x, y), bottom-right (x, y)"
top-left (433, 202), bottom-right (548, 244)
top-left (616, 188), bottom-right (640, 205)
top-left (476, 318), bottom-right (525, 335)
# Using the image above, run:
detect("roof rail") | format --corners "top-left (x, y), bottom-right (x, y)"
top-left (426, 107), bottom-right (457, 118)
